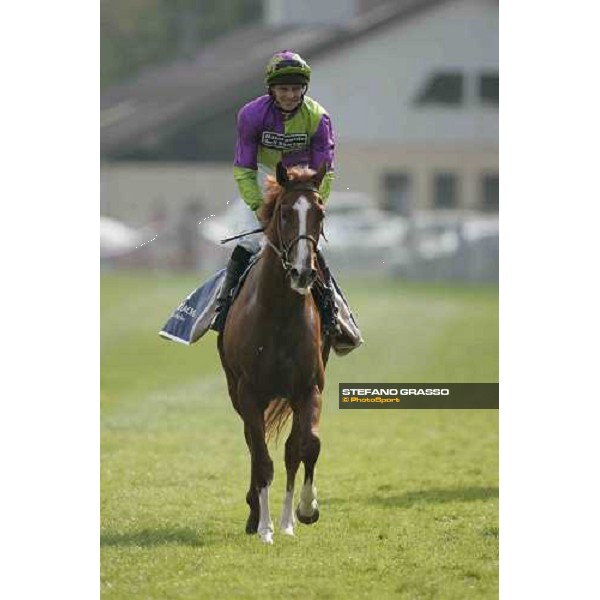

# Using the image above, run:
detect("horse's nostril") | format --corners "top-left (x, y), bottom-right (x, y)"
top-left (290, 267), bottom-right (300, 279)
top-left (310, 268), bottom-right (317, 281)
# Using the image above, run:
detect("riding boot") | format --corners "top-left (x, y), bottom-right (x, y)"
top-left (211, 245), bottom-right (253, 332)
top-left (315, 249), bottom-right (364, 356)
top-left (314, 249), bottom-right (340, 336)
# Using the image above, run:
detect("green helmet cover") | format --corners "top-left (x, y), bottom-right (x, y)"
top-left (264, 51), bottom-right (311, 86)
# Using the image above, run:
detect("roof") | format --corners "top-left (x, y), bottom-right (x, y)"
top-left (101, 0), bottom-right (450, 158)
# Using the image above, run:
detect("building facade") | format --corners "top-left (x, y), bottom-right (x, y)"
top-left (101, 0), bottom-right (498, 253)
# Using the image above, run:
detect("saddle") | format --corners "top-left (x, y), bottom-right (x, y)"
top-left (159, 257), bottom-right (363, 355)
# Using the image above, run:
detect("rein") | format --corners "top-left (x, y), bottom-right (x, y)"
top-left (219, 179), bottom-right (326, 275)
top-left (265, 232), bottom-right (319, 274)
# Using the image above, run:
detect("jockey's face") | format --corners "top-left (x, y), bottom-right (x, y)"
top-left (271, 84), bottom-right (304, 111)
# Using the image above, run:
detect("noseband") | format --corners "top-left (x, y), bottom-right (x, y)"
top-left (266, 182), bottom-right (322, 274)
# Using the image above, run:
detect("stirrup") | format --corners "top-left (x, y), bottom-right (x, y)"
top-left (210, 299), bottom-right (228, 332)
top-left (329, 286), bottom-right (363, 356)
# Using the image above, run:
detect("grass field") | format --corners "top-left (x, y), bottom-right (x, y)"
top-left (101, 271), bottom-right (498, 599)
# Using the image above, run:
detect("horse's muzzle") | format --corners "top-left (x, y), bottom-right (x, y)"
top-left (290, 267), bottom-right (317, 294)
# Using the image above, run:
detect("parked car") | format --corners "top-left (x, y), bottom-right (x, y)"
top-left (321, 191), bottom-right (408, 251)
top-left (200, 199), bottom-right (256, 246)
top-left (200, 192), bottom-right (408, 253)
top-left (389, 211), bottom-right (499, 282)
top-left (100, 216), bottom-right (143, 258)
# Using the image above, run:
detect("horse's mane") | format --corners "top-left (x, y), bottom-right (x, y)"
top-left (258, 166), bottom-right (316, 224)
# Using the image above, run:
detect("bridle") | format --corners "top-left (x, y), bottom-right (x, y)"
top-left (265, 182), bottom-right (323, 275)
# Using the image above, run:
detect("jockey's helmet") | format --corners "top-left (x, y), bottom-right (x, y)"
top-left (264, 51), bottom-right (311, 87)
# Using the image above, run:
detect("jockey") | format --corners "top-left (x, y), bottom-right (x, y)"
top-left (212, 50), bottom-right (361, 352)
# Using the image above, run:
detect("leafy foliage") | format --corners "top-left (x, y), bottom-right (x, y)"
top-left (101, 0), bottom-right (263, 88)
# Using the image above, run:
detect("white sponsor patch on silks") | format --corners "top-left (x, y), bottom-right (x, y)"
top-left (258, 486), bottom-right (274, 544)
top-left (292, 195), bottom-right (311, 275)
top-left (261, 131), bottom-right (308, 150)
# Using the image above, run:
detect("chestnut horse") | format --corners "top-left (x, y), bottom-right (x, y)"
top-left (217, 162), bottom-right (330, 544)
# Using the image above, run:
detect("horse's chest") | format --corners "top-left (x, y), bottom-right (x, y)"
top-left (259, 344), bottom-right (298, 372)
top-left (255, 337), bottom-right (316, 388)
top-left (267, 348), bottom-right (297, 373)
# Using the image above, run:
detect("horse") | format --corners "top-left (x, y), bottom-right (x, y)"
top-left (217, 161), bottom-right (330, 544)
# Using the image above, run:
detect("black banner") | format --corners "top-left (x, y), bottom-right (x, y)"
top-left (338, 383), bottom-right (498, 409)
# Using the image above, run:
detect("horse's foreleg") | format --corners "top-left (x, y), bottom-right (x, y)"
top-left (296, 385), bottom-right (322, 525)
top-left (321, 336), bottom-right (332, 368)
top-left (243, 424), bottom-right (259, 534)
top-left (280, 413), bottom-right (300, 535)
top-left (240, 388), bottom-right (274, 544)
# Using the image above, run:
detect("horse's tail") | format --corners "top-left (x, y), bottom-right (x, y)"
top-left (264, 398), bottom-right (293, 443)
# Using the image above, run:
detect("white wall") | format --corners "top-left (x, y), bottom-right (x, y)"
top-left (101, 162), bottom-right (236, 225)
top-left (309, 0), bottom-right (498, 144)
top-left (265, 0), bottom-right (358, 25)
top-left (333, 141), bottom-right (498, 211)
top-left (101, 162), bottom-right (237, 270)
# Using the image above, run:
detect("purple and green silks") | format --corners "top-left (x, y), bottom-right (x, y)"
top-left (233, 95), bottom-right (335, 210)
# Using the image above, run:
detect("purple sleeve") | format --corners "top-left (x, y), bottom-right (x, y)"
top-left (234, 106), bottom-right (258, 170)
top-left (310, 113), bottom-right (335, 172)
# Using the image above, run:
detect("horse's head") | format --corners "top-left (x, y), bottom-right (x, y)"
top-left (259, 162), bottom-right (327, 295)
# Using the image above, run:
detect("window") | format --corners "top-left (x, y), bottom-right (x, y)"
top-left (416, 72), bottom-right (464, 105)
top-left (479, 72), bottom-right (499, 105)
top-left (382, 172), bottom-right (412, 216)
top-left (433, 173), bottom-right (458, 209)
top-left (481, 173), bottom-right (499, 212)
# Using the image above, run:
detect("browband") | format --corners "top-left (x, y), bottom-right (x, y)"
top-left (283, 181), bottom-right (320, 194)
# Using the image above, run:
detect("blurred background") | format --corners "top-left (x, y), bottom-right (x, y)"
top-left (101, 4), bottom-right (499, 592)
top-left (100, 0), bottom-right (498, 282)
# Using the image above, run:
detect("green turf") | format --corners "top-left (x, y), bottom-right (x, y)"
top-left (101, 271), bottom-right (498, 599)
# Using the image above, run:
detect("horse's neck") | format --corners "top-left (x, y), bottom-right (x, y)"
top-left (254, 246), bottom-right (308, 315)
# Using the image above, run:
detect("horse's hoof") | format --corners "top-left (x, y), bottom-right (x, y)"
top-left (245, 515), bottom-right (258, 534)
top-left (296, 506), bottom-right (320, 525)
top-left (281, 525), bottom-right (295, 536)
top-left (259, 531), bottom-right (274, 544)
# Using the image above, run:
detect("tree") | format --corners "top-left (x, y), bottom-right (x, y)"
top-left (101, 0), bottom-right (262, 89)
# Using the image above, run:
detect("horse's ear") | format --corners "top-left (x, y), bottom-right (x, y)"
top-left (276, 162), bottom-right (289, 186)
top-left (313, 161), bottom-right (327, 188)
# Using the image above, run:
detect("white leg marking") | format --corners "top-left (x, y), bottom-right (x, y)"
top-left (280, 489), bottom-right (296, 536)
top-left (292, 195), bottom-right (310, 275)
top-left (298, 479), bottom-right (318, 517)
top-left (258, 486), bottom-right (274, 544)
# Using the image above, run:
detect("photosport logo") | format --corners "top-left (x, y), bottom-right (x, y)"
top-left (338, 384), bottom-right (499, 409)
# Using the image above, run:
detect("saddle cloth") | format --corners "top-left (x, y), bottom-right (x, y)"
top-left (159, 269), bottom-right (225, 345)
top-left (159, 262), bottom-right (363, 354)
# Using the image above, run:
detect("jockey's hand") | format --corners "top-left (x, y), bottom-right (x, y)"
top-left (256, 205), bottom-right (269, 228)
